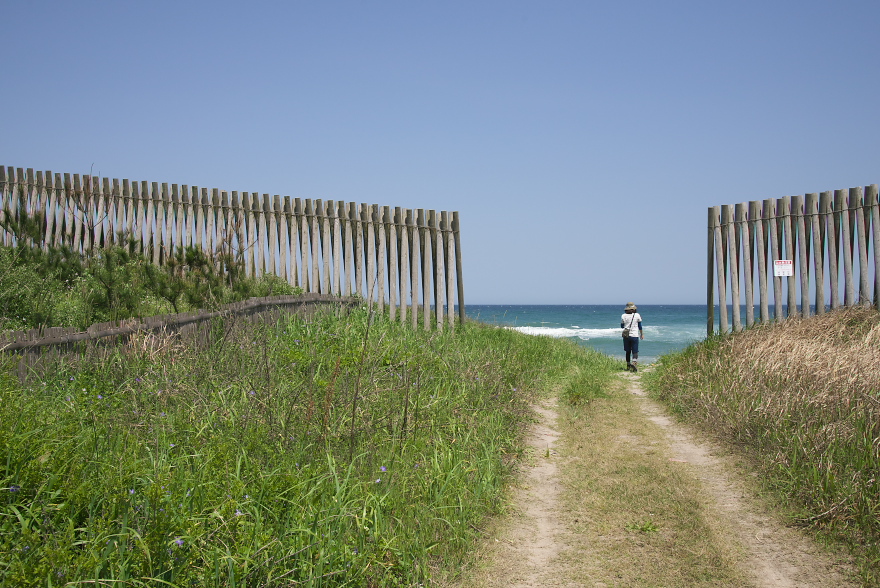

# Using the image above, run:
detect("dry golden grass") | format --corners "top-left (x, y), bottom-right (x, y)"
top-left (646, 306), bottom-right (880, 586)
top-left (555, 378), bottom-right (749, 587)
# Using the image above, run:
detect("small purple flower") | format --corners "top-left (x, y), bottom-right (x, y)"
top-left (170, 443), bottom-right (175, 448)
top-left (160, 412), bottom-right (166, 417)
top-left (294, 339), bottom-right (301, 344)
top-left (375, 478), bottom-right (381, 484)
top-left (249, 391), bottom-right (255, 396)
top-left (129, 489), bottom-right (135, 495)
top-left (135, 378), bottom-right (142, 383)
top-left (175, 538), bottom-right (184, 547)
top-left (69, 377), bottom-right (74, 381)
top-left (9, 485), bottom-right (20, 493)
top-left (97, 395), bottom-right (103, 400)
top-left (380, 466), bottom-right (387, 472)
top-left (352, 547), bottom-right (359, 554)
top-left (235, 509), bottom-right (243, 516)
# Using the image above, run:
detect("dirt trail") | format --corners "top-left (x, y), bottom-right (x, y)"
top-left (458, 372), bottom-right (857, 588)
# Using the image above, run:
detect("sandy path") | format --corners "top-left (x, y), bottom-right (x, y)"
top-left (459, 373), bottom-right (857, 588)
top-left (458, 397), bottom-right (575, 588)
top-left (622, 371), bottom-right (856, 588)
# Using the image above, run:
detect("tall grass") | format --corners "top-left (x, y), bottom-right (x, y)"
top-left (644, 306), bottom-right (880, 585)
top-left (0, 306), bottom-right (597, 586)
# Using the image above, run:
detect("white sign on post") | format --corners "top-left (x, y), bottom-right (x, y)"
top-left (774, 260), bottom-right (793, 277)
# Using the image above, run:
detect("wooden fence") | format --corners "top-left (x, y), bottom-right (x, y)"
top-left (707, 184), bottom-right (879, 335)
top-left (0, 166), bottom-right (464, 330)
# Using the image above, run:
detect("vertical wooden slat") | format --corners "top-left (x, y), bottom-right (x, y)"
top-left (156, 183), bottom-right (168, 260)
top-left (822, 191), bottom-right (838, 309)
top-left (375, 205), bottom-right (386, 311)
top-left (793, 195), bottom-right (810, 317)
top-left (209, 188), bottom-right (221, 260)
top-left (345, 202), bottom-right (357, 296)
top-left (180, 185), bottom-right (192, 251)
top-left (405, 209), bottom-right (416, 326)
top-left (867, 184), bottom-right (880, 309)
top-left (319, 200), bottom-right (332, 294)
top-left (332, 201), bottom-right (343, 295)
top-left (296, 199), bottom-right (310, 290)
top-left (723, 205), bottom-right (741, 331)
top-left (780, 196), bottom-right (796, 317)
top-left (397, 207), bottom-right (408, 324)
top-left (83, 174), bottom-right (95, 253)
top-left (44, 172), bottom-right (57, 252)
top-left (444, 211), bottom-right (456, 329)
top-left (807, 193), bottom-right (825, 315)
top-left (363, 204), bottom-right (376, 304)
top-left (275, 196), bottom-right (288, 283)
top-left (452, 211), bottom-right (465, 323)
top-left (387, 206), bottom-right (399, 320)
top-left (750, 201), bottom-right (769, 323)
top-left (282, 197), bottom-right (295, 285)
top-left (764, 199), bottom-right (782, 320)
top-left (170, 185), bottom-right (182, 254)
top-left (102, 177), bottom-right (114, 247)
top-left (713, 205), bottom-right (728, 331)
top-left (432, 210), bottom-right (445, 330)
top-left (308, 199), bottom-right (321, 290)
top-left (264, 194), bottom-right (277, 277)
top-left (852, 187), bottom-right (870, 304)
top-left (0, 166), bottom-right (7, 246)
top-left (737, 203), bottom-right (754, 327)
top-left (146, 182), bottom-right (158, 264)
top-left (420, 209), bottom-right (432, 329)
top-left (707, 207), bottom-right (716, 334)
top-left (255, 194), bottom-right (267, 274)
top-left (72, 174), bottom-right (84, 254)
top-left (836, 189), bottom-right (855, 306)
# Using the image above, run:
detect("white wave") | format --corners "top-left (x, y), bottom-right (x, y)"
top-left (511, 323), bottom-right (707, 343)
top-left (511, 326), bottom-right (623, 339)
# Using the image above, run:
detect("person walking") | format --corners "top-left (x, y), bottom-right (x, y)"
top-left (621, 302), bottom-right (644, 372)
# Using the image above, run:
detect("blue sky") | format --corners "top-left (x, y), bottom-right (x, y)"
top-left (2, 1), bottom-right (878, 304)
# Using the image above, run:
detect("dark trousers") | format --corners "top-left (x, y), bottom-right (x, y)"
top-left (623, 336), bottom-right (639, 363)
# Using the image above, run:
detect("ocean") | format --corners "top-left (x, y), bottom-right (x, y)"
top-left (465, 305), bottom-right (709, 365)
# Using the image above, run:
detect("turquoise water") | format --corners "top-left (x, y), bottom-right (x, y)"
top-left (466, 305), bottom-right (709, 365)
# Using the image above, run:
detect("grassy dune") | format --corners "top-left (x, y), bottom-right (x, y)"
top-left (645, 306), bottom-right (880, 585)
top-left (0, 307), bottom-right (612, 587)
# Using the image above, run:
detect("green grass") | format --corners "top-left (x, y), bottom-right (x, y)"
top-left (0, 306), bottom-right (598, 587)
top-left (644, 307), bottom-right (880, 586)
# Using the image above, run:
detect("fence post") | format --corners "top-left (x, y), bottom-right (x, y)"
top-left (793, 195), bottom-right (810, 317)
top-left (373, 205), bottom-right (385, 312)
top-left (332, 201), bottom-right (344, 295)
top-left (807, 193), bottom-right (824, 315)
top-left (723, 205), bottom-right (741, 331)
top-left (711, 206), bottom-right (727, 332)
top-left (364, 203), bottom-right (376, 305)
top-left (418, 209), bottom-right (431, 329)
top-left (868, 184), bottom-right (880, 309)
top-left (431, 211), bottom-right (445, 330)
top-left (852, 187), bottom-right (871, 304)
top-left (444, 211), bottom-right (456, 330)
top-left (452, 211), bottom-right (465, 324)
top-left (780, 196), bottom-right (797, 317)
top-left (707, 207), bottom-right (716, 335)
top-left (397, 208), bottom-right (408, 324)
top-left (737, 203), bottom-right (755, 327)
top-left (387, 206), bottom-right (399, 320)
top-left (750, 201), bottom-right (769, 323)
top-left (344, 202), bottom-right (357, 296)
top-left (836, 189), bottom-right (854, 306)
top-left (408, 209), bottom-right (420, 328)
